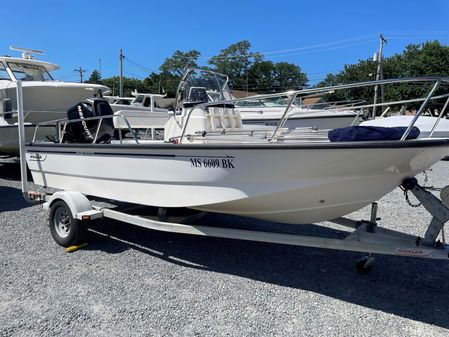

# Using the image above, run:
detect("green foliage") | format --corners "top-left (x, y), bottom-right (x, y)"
top-left (158, 50), bottom-right (201, 96)
top-left (273, 62), bottom-right (308, 91)
top-left (99, 42), bottom-right (309, 96)
top-left (208, 40), bottom-right (262, 90)
top-left (101, 76), bottom-right (147, 97)
top-left (246, 61), bottom-right (308, 92)
top-left (160, 50), bottom-right (201, 77)
top-left (208, 41), bottom-right (307, 93)
top-left (316, 41), bottom-right (449, 113)
top-left (85, 69), bottom-right (102, 84)
top-left (97, 40), bottom-right (448, 107)
top-left (247, 60), bottom-right (276, 92)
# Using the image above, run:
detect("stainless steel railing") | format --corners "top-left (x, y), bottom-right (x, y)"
top-left (31, 114), bottom-right (140, 144)
top-left (177, 77), bottom-right (449, 143)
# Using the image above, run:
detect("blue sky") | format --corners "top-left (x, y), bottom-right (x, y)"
top-left (2, 0), bottom-right (449, 84)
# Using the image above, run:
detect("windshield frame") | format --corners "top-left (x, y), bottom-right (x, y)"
top-left (0, 62), bottom-right (12, 81)
top-left (6, 62), bottom-right (54, 81)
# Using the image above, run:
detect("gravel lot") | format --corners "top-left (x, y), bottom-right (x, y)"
top-left (1, 160), bottom-right (449, 336)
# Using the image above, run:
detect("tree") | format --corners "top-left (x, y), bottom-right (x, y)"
top-left (86, 69), bottom-right (102, 84)
top-left (246, 61), bottom-right (308, 93)
top-left (209, 40), bottom-right (262, 90)
top-left (157, 50), bottom-right (201, 96)
top-left (101, 76), bottom-right (147, 97)
top-left (143, 72), bottom-right (162, 94)
top-left (247, 60), bottom-right (275, 92)
top-left (316, 41), bottom-right (449, 112)
top-left (159, 50), bottom-right (201, 77)
top-left (273, 62), bottom-right (308, 91)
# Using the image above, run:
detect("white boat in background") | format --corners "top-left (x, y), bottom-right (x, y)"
top-left (110, 90), bottom-right (168, 113)
top-left (235, 97), bottom-right (361, 129)
top-left (104, 96), bottom-right (134, 105)
top-left (110, 91), bottom-right (170, 136)
top-left (361, 115), bottom-right (449, 138)
top-left (0, 46), bottom-right (110, 156)
top-left (24, 70), bottom-right (449, 224)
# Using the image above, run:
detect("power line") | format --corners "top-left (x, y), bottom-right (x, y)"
top-left (124, 70), bottom-right (145, 79)
top-left (123, 55), bottom-right (157, 73)
top-left (203, 34), bottom-right (378, 60)
top-left (262, 39), bottom-right (378, 60)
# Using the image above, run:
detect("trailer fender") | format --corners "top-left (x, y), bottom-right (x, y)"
top-left (43, 191), bottom-right (92, 218)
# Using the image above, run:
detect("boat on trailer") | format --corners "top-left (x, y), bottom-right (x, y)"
top-left (17, 70), bottom-right (449, 271)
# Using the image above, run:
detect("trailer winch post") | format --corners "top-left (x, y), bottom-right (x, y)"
top-left (16, 80), bottom-right (29, 197)
top-left (402, 178), bottom-right (449, 245)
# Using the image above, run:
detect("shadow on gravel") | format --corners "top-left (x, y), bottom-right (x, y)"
top-left (0, 163), bottom-right (35, 211)
top-left (0, 186), bottom-right (34, 211)
top-left (0, 162), bottom-right (32, 181)
top-left (86, 213), bottom-right (449, 329)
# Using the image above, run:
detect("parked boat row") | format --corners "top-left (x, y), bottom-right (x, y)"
top-left (0, 47), bottom-right (369, 156)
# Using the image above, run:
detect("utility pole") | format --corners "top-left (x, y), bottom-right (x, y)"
top-left (372, 33), bottom-right (387, 118)
top-left (74, 67), bottom-right (87, 83)
top-left (99, 58), bottom-right (102, 77)
top-left (119, 49), bottom-right (124, 97)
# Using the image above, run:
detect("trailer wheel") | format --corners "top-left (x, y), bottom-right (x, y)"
top-left (49, 200), bottom-right (87, 247)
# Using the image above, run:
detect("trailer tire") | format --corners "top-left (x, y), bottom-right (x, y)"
top-left (49, 200), bottom-right (87, 247)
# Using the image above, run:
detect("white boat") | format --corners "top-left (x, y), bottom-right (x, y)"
top-left (110, 91), bottom-right (170, 137)
top-left (0, 46), bottom-right (110, 155)
top-left (104, 96), bottom-right (134, 105)
top-left (110, 90), bottom-right (168, 113)
top-left (235, 97), bottom-right (361, 129)
top-left (24, 70), bottom-right (449, 225)
top-left (361, 115), bottom-right (449, 138)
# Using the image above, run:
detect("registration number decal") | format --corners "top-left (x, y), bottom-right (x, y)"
top-left (190, 157), bottom-right (235, 169)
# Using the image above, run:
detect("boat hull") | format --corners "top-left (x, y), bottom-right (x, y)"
top-left (25, 140), bottom-right (449, 224)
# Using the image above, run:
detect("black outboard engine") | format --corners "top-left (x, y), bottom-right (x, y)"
top-left (64, 98), bottom-right (114, 143)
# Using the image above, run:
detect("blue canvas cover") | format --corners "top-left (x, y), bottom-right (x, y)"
top-left (328, 126), bottom-right (420, 142)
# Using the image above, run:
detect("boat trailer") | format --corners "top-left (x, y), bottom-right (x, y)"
top-left (21, 177), bottom-right (449, 273)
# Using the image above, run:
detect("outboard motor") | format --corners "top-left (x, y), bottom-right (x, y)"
top-left (64, 98), bottom-right (114, 143)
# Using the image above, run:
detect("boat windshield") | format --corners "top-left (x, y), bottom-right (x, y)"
top-left (133, 95), bottom-right (144, 104)
top-left (176, 69), bottom-right (231, 108)
top-left (235, 99), bottom-right (265, 107)
top-left (114, 98), bottom-right (132, 105)
top-left (235, 97), bottom-right (290, 108)
top-left (7, 62), bottom-right (54, 81)
top-left (0, 62), bottom-right (12, 80)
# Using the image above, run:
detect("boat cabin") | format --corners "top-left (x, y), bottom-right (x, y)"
top-left (0, 47), bottom-right (58, 82)
top-left (130, 91), bottom-right (166, 110)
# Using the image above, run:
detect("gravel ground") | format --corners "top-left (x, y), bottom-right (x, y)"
top-left (1, 161), bottom-right (449, 336)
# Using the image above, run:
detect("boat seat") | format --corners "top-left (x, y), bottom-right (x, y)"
top-left (183, 87), bottom-right (209, 108)
top-left (188, 87), bottom-right (208, 103)
top-left (206, 107), bottom-right (242, 130)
